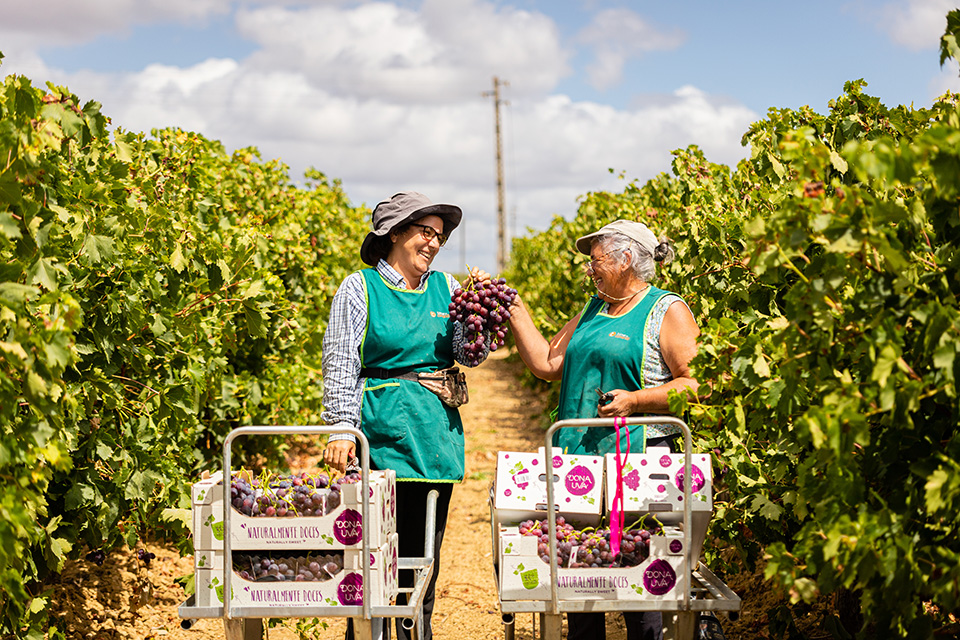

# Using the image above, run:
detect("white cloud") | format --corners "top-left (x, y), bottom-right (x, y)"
top-left (877, 0), bottom-right (956, 50)
top-left (576, 8), bottom-right (685, 90)
top-left (237, 0), bottom-right (569, 103)
top-left (0, 0), bottom-right (232, 47)
top-left (929, 64), bottom-right (960, 99)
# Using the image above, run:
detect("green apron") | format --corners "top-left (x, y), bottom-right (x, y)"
top-left (359, 268), bottom-right (464, 482)
top-left (554, 286), bottom-right (673, 455)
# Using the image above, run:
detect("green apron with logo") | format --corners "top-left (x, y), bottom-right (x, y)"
top-left (359, 268), bottom-right (464, 482)
top-left (554, 286), bottom-right (673, 455)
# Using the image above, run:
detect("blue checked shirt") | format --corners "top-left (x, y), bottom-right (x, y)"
top-left (322, 260), bottom-right (487, 444)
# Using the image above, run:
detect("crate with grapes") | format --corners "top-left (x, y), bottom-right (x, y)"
top-left (496, 515), bottom-right (687, 602)
top-left (191, 468), bottom-right (397, 551)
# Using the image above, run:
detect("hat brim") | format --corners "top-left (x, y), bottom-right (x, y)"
top-left (575, 231), bottom-right (603, 255)
top-left (359, 203), bottom-right (463, 266)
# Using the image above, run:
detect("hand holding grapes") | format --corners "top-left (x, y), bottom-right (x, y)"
top-left (465, 266), bottom-right (492, 287)
top-left (323, 439), bottom-right (356, 473)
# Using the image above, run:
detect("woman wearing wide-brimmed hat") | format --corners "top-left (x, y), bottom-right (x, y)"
top-left (507, 219), bottom-right (701, 640)
top-left (322, 191), bottom-right (487, 640)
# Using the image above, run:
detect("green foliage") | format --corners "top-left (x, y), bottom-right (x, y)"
top-left (506, 44), bottom-right (960, 640)
top-left (0, 73), bottom-right (367, 636)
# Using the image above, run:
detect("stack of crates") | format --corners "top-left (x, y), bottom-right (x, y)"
top-left (492, 447), bottom-right (712, 603)
top-left (191, 469), bottom-right (399, 609)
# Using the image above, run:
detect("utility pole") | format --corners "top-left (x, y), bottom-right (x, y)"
top-left (484, 76), bottom-right (508, 272)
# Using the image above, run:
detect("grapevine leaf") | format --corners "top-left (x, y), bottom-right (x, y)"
top-left (170, 244), bottom-right (187, 273)
top-left (750, 494), bottom-right (784, 520)
top-left (828, 150), bottom-right (848, 173)
top-left (64, 483), bottom-right (96, 510)
top-left (81, 234), bottom-right (114, 263)
top-left (160, 508), bottom-right (193, 530)
top-left (925, 469), bottom-right (949, 512)
top-left (940, 10), bottom-right (960, 68)
top-left (753, 353), bottom-right (770, 378)
top-left (0, 170), bottom-right (21, 205)
top-left (0, 212), bottom-right (22, 239)
top-left (26, 257), bottom-right (60, 291)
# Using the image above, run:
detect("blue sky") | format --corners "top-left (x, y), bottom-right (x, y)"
top-left (2, 0), bottom-right (958, 273)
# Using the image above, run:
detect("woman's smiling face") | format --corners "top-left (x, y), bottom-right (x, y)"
top-left (586, 242), bottom-right (623, 292)
top-left (390, 214), bottom-right (445, 279)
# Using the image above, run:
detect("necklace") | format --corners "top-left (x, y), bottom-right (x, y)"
top-left (598, 282), bottom-right (650, 303)
top-left (598, 283), bottom-right (650, 316)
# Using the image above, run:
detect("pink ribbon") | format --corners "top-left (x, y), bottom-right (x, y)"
top-left (610, 416), bottom-right (630, 560)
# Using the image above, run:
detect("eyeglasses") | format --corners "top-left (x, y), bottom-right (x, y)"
top-left (410, 223), bottom-right (448, 246)
top-left (586, 249), bottom-right (621, 272)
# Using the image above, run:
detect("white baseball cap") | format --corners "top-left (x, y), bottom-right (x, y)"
top-left (575, 219), bottom-right (659, 256)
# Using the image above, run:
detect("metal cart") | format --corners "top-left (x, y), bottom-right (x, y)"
top-left (491, 417), bottom-right (741, 640)
top-left (177, 425), bottom-right (438, 640)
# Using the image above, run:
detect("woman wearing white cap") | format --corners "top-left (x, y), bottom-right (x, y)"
top-left (321, 191), bottom-right (488, 640)
top-left (507, 219), bottom-right (700, 640)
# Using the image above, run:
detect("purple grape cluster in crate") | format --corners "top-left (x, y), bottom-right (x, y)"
top-left (229, 470), bottom-right (361, 517)
top-left (517, 517), bottom-right (661, 568)
top-left (234, 552), bottom-right (345, 582)
top-left (449, 277), bottom-right (517, 366)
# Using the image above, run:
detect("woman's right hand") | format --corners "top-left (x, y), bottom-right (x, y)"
top-left (324, 439), bottom-right (357, 473)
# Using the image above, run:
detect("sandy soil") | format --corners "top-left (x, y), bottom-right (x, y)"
top-left (46, 349), bottom-right (788, 640)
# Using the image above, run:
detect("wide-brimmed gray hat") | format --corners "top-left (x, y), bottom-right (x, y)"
top-left (360, 192), bottom-right (463, 266)
top-left (575, 219), bottom-right (658, 256)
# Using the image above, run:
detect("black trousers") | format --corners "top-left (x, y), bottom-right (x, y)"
top-left (567, 433), bottom-right (678, 640)
top-left (345, 481), bottom-right (453, 640)
top-left (394, 481), bottom-right (453, 640)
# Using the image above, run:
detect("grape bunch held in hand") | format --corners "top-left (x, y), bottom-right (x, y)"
top-left (449, 275), bottom-right (517, 366)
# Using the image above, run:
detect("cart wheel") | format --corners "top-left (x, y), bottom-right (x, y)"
top-left (223, 617), bottom-right (263, 640)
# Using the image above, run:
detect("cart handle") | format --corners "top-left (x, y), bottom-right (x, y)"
top-left (222, 426), bottom-right (372, 621)
top-left (543, 416), bottom-right (694, 615)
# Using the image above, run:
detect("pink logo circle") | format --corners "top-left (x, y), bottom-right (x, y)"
top-left (552, 456), bottom-right (562, 469)
top-left (675, 465), bottom-right (706, 493)
top-left (643, 559), bottom-right (677, 595)
top-left (337, 572), bottom-right (363, 605)
top-left (659, 455), bottom-right (671, 468)
top-left (669, 540), bottom-right (683, 554)
top-left (334, 509), bottom-right (363, 545)
top-left (564, 465), bottom-right (595, 496)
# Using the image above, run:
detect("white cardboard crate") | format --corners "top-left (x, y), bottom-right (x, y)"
top-left (195, 535), bottom-right (397, 573)
top-left (194, 532), bottom-right (399, 608)
top-left (497, 524), bottom-right (688, 602)
top-left (493, 450), bottom-right (604, 526)
top-left (192, 469), bottom-right (396, 550)
top-left (603, 448), bottom-right (713, 515)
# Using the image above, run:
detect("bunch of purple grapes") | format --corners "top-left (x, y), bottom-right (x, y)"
top-left (137, 548), bottom-right (156, 566)
top-left (449, 277), bottom-right (517, 365)
top-left (234, 552), bottom-right (345, 582)
top-left (229, 470), bottom-right (360, 518)
top-left (517, 517), bottom-right (660, 568)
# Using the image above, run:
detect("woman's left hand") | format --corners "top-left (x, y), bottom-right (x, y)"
top-left (464, 267), bottom-right (492, 288)
top-left (597, 389), bottom-right (636, 418)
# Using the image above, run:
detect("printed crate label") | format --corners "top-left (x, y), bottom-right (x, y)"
top-left (494, 451), bottom-right (604, 521)
top-left (605, 451), bottom-right (712, 514)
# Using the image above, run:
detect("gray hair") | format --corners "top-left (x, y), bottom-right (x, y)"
top-left (596, 232), bottom-right (674, 282)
